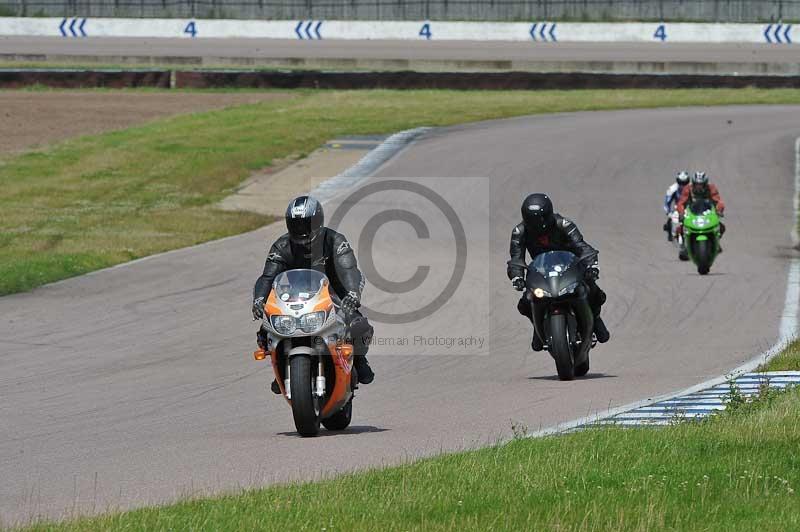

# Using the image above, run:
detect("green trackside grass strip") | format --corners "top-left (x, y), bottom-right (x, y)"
top-left (21, 378), bottom-right (800, 531)
top-left (4, 88), bottom-right (800, 296)
top-left (763, 338), bottom-right (800, 371)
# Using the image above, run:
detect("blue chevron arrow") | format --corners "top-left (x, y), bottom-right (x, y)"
top-left (774, 23), bottom-right (784, 43)
top-left (549, 23), bottom-right (557, 42)
top-left (539, 23), bottom-right (547, 41)
top-left (784, 24), bottom-right (792, 43)
top-left (59, 18), bottom-right (67, 37)
top-left (78, 18), bottom-right (87, 37)
top-left (529, 23), bottom-right (538, 41)
top-left (314, 20), bottom-right (322, 39)
top-left (764, 23), bottom-right (773, 43)
top-left (295, 20), bottom-right (304, 39)
top-left (69, 18), bottom-right (78, 37)
top-left (304, 20), bottom-right (314, 39)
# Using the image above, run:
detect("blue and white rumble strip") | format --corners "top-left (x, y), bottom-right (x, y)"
top-left (590, 371), bottom-right (800, 427)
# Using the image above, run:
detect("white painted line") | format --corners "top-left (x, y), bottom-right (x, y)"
top-left (313, 127), bottom-right (431, 203)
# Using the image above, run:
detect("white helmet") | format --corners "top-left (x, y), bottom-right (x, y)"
top-left (676, 171), bottom-right (690, 185)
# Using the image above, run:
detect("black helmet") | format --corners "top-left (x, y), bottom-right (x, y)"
top-left (521, 193), bottom-right (555, 233)
top-left (285, 195), bottom-right (324, 246)
top-left (676, 171), bottom-right (690, 186)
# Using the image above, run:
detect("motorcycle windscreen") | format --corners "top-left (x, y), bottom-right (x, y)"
top-left (530, 251), bottom-right (579, 276)
top-left (527, 251), bottom-right (582, 296)
top-left (273, 269), bottom-right (329, 303)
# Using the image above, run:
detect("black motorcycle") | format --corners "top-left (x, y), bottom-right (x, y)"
top-left (510, 251), bottom-right (595, 380)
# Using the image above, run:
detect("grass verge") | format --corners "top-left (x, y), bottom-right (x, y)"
top-left (22, 368), bottom-right (800, 530)
top-left (763, 338), bottom-right (800, 371)
top-left (3, 88), bottom-right (800, 296)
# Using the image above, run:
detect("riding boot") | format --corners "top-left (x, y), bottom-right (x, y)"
top-left (531, 331), bottom-right (544, 351)
top-left (593, 316), bottom-right (610, 343)
top-left (353, 356), bottom-right (374, 384)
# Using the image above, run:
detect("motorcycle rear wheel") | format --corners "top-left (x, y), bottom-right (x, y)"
top-left (549, 314), bottom-right (575, 381)
top-left (575, 357), bottom-right (590, 377)
top-left (290, 355), bottom-right (321, 437)
top-left (322, 399), bottom-right (353, 431)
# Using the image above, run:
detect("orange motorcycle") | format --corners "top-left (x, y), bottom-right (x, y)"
top-left (253, 269), bottom-right (356, 436)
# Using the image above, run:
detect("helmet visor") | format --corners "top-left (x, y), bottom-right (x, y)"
top-left (524, 212), bottom-right (553, 231)
top-left (287, 217), bottom-right (319, 244)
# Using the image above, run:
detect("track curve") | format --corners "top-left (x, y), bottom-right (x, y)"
top-left (0, 105), bottom-right (797, 524)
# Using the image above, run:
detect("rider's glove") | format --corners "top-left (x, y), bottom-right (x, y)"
top-left (584, 267), bottom-right (600, 282)
top-left (252, 297), bottom-right (266, 320)
top-left (341, 291), bottom-right (361, 317)
top-left (511, 277), bottom-right (525, 291)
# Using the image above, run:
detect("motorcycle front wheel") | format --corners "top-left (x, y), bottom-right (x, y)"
top-left (695, 239), bottom-right (712, 275)
top-left (290, 355), bottom-right (321, 437)
top-left (549, 314), bottom-right (575, 381)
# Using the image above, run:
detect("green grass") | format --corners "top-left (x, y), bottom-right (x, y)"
top-left (4, 88), bottom-right (800, 296)
top-left (763, 338), bottom-right (800, 371)
top-left (21, 375), bottom-right (800, 531)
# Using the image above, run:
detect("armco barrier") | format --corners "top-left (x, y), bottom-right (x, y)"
top-left (0, 17), bottom-right (796, 44)
top-left (174, 70), bottom-right (800, 90)
top-left (0, 69), bottom-right (171, 88)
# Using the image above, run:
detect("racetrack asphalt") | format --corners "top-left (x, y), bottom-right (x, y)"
top-left (2, 37), bottom-right (799, 64)
top-left (1, 105), bottom-right (798, 524)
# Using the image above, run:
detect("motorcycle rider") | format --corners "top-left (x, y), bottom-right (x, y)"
top-left (676, 171), bottom-right (725, 218)
top-left (252, 195), bottom-right (375, 392)
top-left (508, 193), bottom-right (610, 352)
top-left (676, 171), bottom-right (726, 257)
top-left (663, 171), bottom-right (691, 240)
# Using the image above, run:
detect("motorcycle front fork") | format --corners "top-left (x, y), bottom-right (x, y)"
top-left (282, 347), bottom-right (326, 399)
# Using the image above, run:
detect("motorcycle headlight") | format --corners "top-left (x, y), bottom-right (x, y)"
top-left (532, 287), bottom-right (551, 299)
top-left (558, 282), bottom-right (580, 296)
top-left (271, 315), bottom-right (296, 335)
top-left (299, 311), bottom-right (326, 333)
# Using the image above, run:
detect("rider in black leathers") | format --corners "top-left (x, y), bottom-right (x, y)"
top-left (507, 193), bottom-right (610, 351)
top-left (252, 195), bottom-right (375, 390)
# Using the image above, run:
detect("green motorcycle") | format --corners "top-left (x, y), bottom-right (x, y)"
top-left (681, 199), bottom-right (722, 275)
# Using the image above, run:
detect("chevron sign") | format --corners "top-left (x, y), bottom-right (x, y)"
top-left (59, 18), bottom-right (87, 38)
top-left (530, 22), bottom-right (557, 42)
top-left (764, 23), bottom-right (792, 44)
top-left (295, 20), bottom-right (323, 40)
